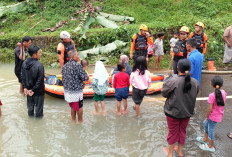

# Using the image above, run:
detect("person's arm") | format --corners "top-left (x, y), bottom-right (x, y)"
top-left (188, 57), bottom-right (194, 74)
top-left (202, 34), bottom-right (208, 55)
top-left (113, 74), bottom-right (117, 89)
top-left (205, 103), bottom-right (213, 120)
top-left (78, 64), bottom-right (89, 81)
top-left (17, 42), bottom-right (26, 60)
top-left (31, 64), bottom-right (44, 94)
top-left (57, 43), bottom-right (65, 69)
top-left (129, 72), bottom-right (134, 85)
top-left (130, 35), bottom-right (136, 59)
top-left (223, 36), bottom-right (232, 47)
top-left (71, 40), bottom-right (77, 50)
top-left (161, 79), bottom-right (174, 98)
top-left (127, 75), bottom-right (130, 87)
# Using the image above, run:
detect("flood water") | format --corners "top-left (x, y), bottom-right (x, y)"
top-left (0, 63), bottom-right (231, 157)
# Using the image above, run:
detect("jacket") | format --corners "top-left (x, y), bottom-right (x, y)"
top-left (162, 76), bottom-right (199, 119)
top-left (21, 58), bottom-right (45, 95)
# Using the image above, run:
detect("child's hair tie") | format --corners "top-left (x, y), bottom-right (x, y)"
top-left (185, 71), bottom-right (189, 74)
top-left (216, 85), bottom-right (220, 88)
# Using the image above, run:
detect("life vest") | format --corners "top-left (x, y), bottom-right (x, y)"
top-left (173, 39), bottom-right (187, 57)
top-left (61, 41), bottom-right (75, 64)
top-left (192, 32), bottom-right (204, 49)
top-left (135, 33), bottom-right (148, 50)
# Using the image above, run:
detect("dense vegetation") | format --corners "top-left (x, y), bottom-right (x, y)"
top-left (1, 0), bottom-right (232, 68)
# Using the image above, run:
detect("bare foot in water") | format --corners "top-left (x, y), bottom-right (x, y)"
top-left (174, 145), bottom-right (183, 157)
top-left (78, 120), bottom-right (83, 124)
top-left (101, 110), bottom-right (106, 116)
top-left (116, 111), bottom-right (121, 116)
top-left (122, 109), bottom-right (128, 114)
top-left (163, 147), bottom-right (169, 156)
top-left (91, 111), bottom-right (100, 115)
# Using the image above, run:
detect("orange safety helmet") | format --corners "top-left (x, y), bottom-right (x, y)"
top-left (139, 24), bottom-right (148, 31)
top-left (179, 26), bottom-right (189, 33)
top-left (195, 22), bottom-right (204, 29)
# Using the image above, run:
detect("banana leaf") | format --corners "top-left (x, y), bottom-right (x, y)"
top-left (99, 12), bottom-right (134, 22)
top-left (0, 1), bottom-right (26, 17)
top-left (79, 15), bottom-right (95, 34)
top-left (95, 14), bottom-right (118, 29)
top-left (78, 40), bottom-right (127, 59)
top-left (74, 13), bottom-right (88, 32)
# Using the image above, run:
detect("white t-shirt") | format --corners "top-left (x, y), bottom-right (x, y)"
top-left (170, 37), bottom-right (178, 50)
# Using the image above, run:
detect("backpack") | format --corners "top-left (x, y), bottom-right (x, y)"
top-left (173, 40), bottom-right (187, 56)
top-left (192, 32), bottom-right (204, 48)
top-left (135, 33), bottom-right (148, 50)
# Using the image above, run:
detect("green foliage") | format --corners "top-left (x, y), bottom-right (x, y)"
top-left (1, 0), bottom-right (232, 68)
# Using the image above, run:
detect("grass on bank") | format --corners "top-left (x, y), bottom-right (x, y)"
top-left (0, 0), bottom-right (232, 68)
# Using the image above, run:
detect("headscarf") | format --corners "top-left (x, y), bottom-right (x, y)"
top-left (120, 55), bottom-right (129, 63)
top-left (92, 61), bottom-right (108, 85)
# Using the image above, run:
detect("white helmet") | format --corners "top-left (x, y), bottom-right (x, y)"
top-left (60, 31), bottom-right (70, 39)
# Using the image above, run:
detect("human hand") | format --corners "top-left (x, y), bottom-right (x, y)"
top-left (227, 43), bottom-right (232, 47)
top-left (17, 42), bottom-right (22, 47)
top-left (28, 90), bottom-right (34, 96)
top-left (130, 54), bottom-right (133, 59)
top-left (24, 88), bottom-right (29, 96)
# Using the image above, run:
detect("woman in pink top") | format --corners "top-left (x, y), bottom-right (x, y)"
top-left (196, 76), bottom-right (226, 152)
top-left (130, 56), bottom-right (151, 118)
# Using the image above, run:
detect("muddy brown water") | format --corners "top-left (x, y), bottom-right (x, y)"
top-left (0, 63), bottom-right (231, 157)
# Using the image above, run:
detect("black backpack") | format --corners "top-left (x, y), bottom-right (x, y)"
top-left (135, 33), bottom-right (148, 50)
top-left (192, 32), bottom-right (204, 48)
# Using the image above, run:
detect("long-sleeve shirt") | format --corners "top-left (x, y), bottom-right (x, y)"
top-left (113, 72), bottom-right (130, 89)
top-left (162, 76), bottom-right (199, 119)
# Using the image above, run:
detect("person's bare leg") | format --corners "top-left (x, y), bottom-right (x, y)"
top-left (177, 144), bottom-right (183, 157)
top-left (203, 132), bottom-right (209, 143)
top-left (153, 56), bottom-right (158, 71)
top-left (224, 63), bottom-right (229, 70)
top-left (207, 139), bottom-right (214, 148)
top-left (71, 108), bottom-right (76, 121)
top-left (168, 144), bottom-right (175, 157)
top-left (95, 101), bottom-right (99, 112)
top-left (100, 101), bottom-right (105, 113)
top-left (0, 108), bottom-right (2, 117)
top-left (116, 101), bottom-right (121, 115)
top-left (147, 57), bottom-right (150, 67)
top-left (77, 107), bottom-right (83, 123)
top-left (122, 99), bottom-right (128, 114)
top-left (135, 104), bottom-right (140, 118)
top-left (19, 83), bottom-right (24, 94)
top-left (158, 56), bottom-right (162, 71)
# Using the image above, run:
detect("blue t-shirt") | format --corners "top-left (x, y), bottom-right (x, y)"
top-left (188, 49), bottom-right (204, 85)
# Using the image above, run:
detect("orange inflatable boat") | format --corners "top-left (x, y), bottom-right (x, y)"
top-left (45, 74), bottom-right (166, 98)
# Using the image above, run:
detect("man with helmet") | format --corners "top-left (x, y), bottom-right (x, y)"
top-left (57, 31), bottom-right (76, 70)
top-left (130, 24), bottom-right (153, 62)
top-left (189, 22), bottom-right (208, 55)
top-left (172, 26), bottom-right (189, 74)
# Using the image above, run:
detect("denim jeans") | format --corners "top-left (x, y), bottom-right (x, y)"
top-left (203, 118), bottom-right (217, 140)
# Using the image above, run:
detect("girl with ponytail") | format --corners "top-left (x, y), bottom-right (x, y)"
top-left (162, 59), bottom-right (199, 157)
top-left (197, 76), bottom-right (226, 152)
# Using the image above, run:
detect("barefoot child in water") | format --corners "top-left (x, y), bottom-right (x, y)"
top-left (91, 61), bottom-right (109, 115)
top-left (113, 63), bottom-right (130, 115)
top-left (130, 56), bottom-right (151, 118)
top-left (197, 76), bottom-right (226, 152)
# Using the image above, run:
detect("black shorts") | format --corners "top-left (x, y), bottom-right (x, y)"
top-left (147, 54), bottom-right (153, 58)
top-left (132, 87), bottom-right (147, 105)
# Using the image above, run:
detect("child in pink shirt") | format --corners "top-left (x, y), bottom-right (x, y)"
top-left (130, 56), bottom-right (151, 118)
top-left (197, 76), bottom-right (226, 152)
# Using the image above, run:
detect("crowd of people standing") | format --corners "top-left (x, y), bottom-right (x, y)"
top-left (0, 23), bottom-right (230, 157)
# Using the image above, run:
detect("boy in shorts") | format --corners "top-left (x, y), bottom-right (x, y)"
top-left (113, 63), bottom-right (130, 115)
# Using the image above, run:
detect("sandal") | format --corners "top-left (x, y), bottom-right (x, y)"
top-left (227, 133), bottom-right (232, 139)
top-left (199, 143), bottom-right (215, 152)
top-left (196, 137), bottom-right (207, 144)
